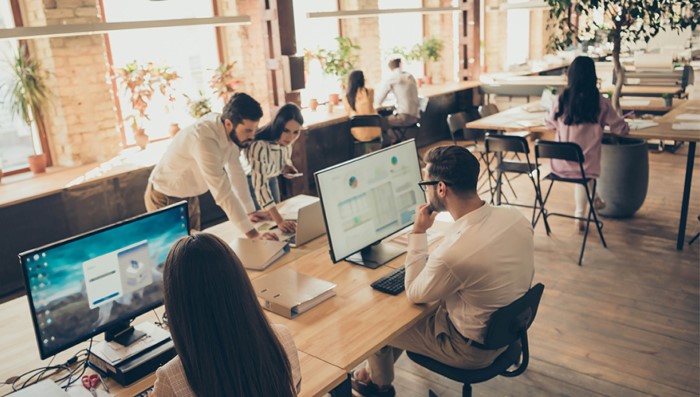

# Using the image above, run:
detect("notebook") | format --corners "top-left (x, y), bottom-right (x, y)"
top-left (275, 200), bottom-right (326, 247)
top-left (252, 267), bottom-right (336, 318)
top-left (229, 238), bottom-right (290, 271)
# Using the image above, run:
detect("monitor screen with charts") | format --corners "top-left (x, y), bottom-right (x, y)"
top-left (315, 139), bottom-right (425, 268)
top-left (19, 202), bottom-right (189, 359)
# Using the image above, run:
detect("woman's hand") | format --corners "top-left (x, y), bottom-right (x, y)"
top-left (277, 220), bottom-right (297, 234)
top-left (282, 164), bottom-right (301, 179)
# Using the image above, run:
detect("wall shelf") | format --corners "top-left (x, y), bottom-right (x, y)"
top-left (307, 7), bottom-right (459, 19)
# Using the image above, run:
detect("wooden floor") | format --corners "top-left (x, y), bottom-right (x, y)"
top-left (364, 140), bottom-right (700, 397)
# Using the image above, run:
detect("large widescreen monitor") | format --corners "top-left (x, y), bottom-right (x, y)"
top-left (315, 139), bottom-right (425, 268)
top-left (19, 202), bottom-right (189, 359)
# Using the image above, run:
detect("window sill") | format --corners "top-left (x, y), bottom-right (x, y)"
top-left (0, 139), bottom-right (172, 208)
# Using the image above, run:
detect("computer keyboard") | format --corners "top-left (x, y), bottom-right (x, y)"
top-left (134, 385), bottom-right (153, 396)
top-left (371, 266), bottom-right (405, 295)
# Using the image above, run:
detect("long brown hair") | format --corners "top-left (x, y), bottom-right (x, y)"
top-left (163, 233), bottom-right (295, 397)
top-left (554, 56), bottom-right (601, 125)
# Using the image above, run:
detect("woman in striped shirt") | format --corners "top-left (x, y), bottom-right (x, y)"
top-left (247, 103), bottom-right (303, 233)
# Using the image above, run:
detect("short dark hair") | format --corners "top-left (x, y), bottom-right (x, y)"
top-left (424, 146), bottom-right (479, 196)
top-left (255, 103), bottom-right (304, 141)
top-left (221, 92), bottom-right (263, 126)
top-left (388, 58), bottom-right (402, 70)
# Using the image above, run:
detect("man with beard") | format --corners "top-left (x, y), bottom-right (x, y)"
top-left (351, 146), bottom-right (534, 397)
top-left (145, 93), bottom-right (274, 239)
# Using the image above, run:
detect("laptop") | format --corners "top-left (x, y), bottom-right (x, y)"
top-left (276, 200), bottom-right (326, 247)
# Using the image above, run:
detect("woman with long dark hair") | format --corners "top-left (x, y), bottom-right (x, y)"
top-left (344, 70), bottom-right (382, 142)
top-left (151, 233), bottom-right (301, 397)
top-left (247, 103), bottom-right (304, 233)
top-left (544, 56), bottom-right (629, 230)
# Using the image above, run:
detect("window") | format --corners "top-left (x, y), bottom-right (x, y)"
top-left (101, 0), bottom-right (221, 146)
top-left (378, 0), bottom-right (424, 81)
top-left (0, 0), bottom-right (41, 173)
top-left (505, 0), bottom-right (530, 69)
top-left (293, 1), bottom-right (340, 104)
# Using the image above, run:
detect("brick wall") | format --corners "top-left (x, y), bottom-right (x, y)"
top-left (338, 0), bottom-right (382, 90)
top-left (483, 0), bottom-right (507, 73)
top-left (423, 0), bottom-right (455, 84)
top-left (217, 0), bottom-right (271, 118)
top-left (17, 0), bottom-right (119, 167)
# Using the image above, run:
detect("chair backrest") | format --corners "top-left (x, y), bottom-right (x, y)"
top-left (484, 134), bottom-right (530, 154)
top-left (349, 115), bottom-right (382, 129)
top-left (478, 104), bottom-right (499, 118)
top-left (482, 283), bottom-right (545, 350)
top-left (534, 140), bottom-right (584, 163)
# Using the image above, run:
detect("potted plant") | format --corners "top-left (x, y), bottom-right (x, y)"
top-left (416, 37), bottom-right (444, 84)
top-left (184, 90), bottom-right (212, 119)
top-left (546, 0), bottom-right (697, 112)
top-left (209, 62), bottom-right (243, 103)
top-left (5, 44), bottom-right (51, 174)
top-left (307, 37), bottom-right (360, 103)
top-left (115, 61), bottom-right (179, 150)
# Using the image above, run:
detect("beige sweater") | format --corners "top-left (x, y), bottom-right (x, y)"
top-left (150, 324), bottom-right (302, 396)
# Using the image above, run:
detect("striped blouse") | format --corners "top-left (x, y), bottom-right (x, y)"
top-left (246, 139), bottom-right (293, 210)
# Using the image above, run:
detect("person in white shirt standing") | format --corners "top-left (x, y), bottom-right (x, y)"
top-left (376, 58), bottom-right (420, 145)
top-left (352, 146), bottom-right (535, 397)
top-left (145, 93), bottom-right (274, 239)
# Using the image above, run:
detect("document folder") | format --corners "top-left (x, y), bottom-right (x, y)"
top-left (252, 267), bottom-right (336, 318)
top-left (229, 238), bottom-right (290, 271)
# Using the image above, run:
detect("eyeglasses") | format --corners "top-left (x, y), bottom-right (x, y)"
top-left (418, 180), bottom-right (452, 192)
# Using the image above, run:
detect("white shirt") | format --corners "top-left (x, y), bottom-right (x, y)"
top-left (149, 112), bottom-right (256, 234)
top-left (404, 204), bottom-right (534, 343)
top-left (376, 69), bottom-right (420, 118)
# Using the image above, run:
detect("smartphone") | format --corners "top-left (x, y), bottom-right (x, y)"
top-left (284, 173), bottom-right (304, 178)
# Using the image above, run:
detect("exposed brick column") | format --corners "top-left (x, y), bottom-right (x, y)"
top-left (482, 0), bottom-right (507, 73)
top-left (217, 0), bottom-right (271, 117)
top-left (17, 0), bottom-right (119, 167)
top-left (338, 0), bottom-right (382, 89)
top-left (423, 0), bottom-right (455, 83)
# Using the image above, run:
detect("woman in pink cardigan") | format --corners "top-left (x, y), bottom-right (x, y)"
top-left (544, 56), bottom-right (629, 231)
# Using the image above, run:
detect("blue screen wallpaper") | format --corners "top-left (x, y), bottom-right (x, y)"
top-left (21, 204), bottom-right (188, 356)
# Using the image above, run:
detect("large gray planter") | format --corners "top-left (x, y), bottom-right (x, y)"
top-left (597, 135), bottom-right (649, 218)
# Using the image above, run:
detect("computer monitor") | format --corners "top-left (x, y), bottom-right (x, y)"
top-left (315, 139), bottom-right (425, 268)
top-left (18, 202), bottom-right (189, 359)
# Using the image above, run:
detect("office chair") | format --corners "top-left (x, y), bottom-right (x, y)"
top-left (391, 96), bottom-right (428, 144)
top-left (407, 283), bottom-right (545, 397)
top-left (349, 115), bottom-right (383, 157)
top-left (534, 140), bottom-right (607, 266)
top-left (484, 134), bottom-right (548, 228)
top-left (447, 112), bottom-right (502, 196)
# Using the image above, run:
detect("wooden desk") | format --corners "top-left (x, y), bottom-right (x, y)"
top-left (465, 103), bottom-right (550, 133)
top-left (620, 97), bottom-right (681, 114)
top-left (629, 100), bottom-right (700, 249)
top-left (602, 85), bottom-right (684, 98)
top-left (0, 297), bottom-right (347, 397)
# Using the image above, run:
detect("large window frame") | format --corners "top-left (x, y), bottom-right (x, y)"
top-left (0, 0), bottom-right (52, 176)
top-left (98, 0), bottom-right (224, 148)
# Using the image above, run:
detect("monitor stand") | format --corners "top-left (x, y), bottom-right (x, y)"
top-left (89, 322), bottom-right (175, 386)
top-left (105, 321), bottom-right (147, 346)
top-left (345, 242), bottom-right (405, 269)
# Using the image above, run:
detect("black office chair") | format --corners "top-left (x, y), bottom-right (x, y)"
top-left (349, 115), bottom-right (383, 157)
top-left (534, 140), bottom-right (607, 266)
top-left (447, 112), bottom-right (499, 196)
top-left (484, 134), bottom-right (548, 228)
top-left (407, 283), bottom-right (545, 397)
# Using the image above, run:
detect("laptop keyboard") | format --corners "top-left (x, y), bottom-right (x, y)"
top-left (371, 267), bottom-right (405, 295)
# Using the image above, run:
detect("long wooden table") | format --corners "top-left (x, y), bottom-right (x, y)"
top-left (627, 100), bottom-right (700, 249)
top-left (0, 194), bottom-right (446, 397)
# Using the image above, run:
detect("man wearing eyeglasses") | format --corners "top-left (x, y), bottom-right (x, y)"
top-left (352, 146), bottom-right (534, 397)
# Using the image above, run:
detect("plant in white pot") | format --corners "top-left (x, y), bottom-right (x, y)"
top-left (4, 43), bottom-right (51, 174)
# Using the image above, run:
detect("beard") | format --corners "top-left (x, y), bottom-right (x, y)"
top-left (428, 194), bottom-right (447, 213)
top-left (229, 131), bottom-right (252, 148)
